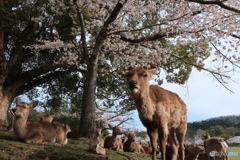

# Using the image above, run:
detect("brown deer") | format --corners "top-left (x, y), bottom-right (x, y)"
top-left (140, 141), bottom-right (152, 154)
top-left (96, 128), bottom-right (104, 147)
top-left (12, 99), bottom-right (67, 145)
top-left (89, 128), bottom-right (106, 155)
top-left (185, 144), bottom-right (204, 160)
top-left (41, 112), bottom-right (55, 122)
top-left (123, 133), bottom-right (145, 153)
top-left (52, 121), bottom-right (71, 145)
top-left (126, 66), bottom-right (187, 160)
top-left (202, 133), bottom-right (228, 160)
top-left (104, 124), bottom-right (123, 151)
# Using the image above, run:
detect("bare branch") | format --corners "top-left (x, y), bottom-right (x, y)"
top-left (211, 73), bottom-right (234, 93)
top-left (209, 40), bottom-right (240, 69)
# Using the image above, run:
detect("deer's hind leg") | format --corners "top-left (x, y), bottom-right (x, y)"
top-left (147, 127), bottom-right (158, 160)
top-left (25, 132), bottom-right (44, 144)
top-left (175, 122), bottom-right (187, 160)
top-left (168, 128), bottom-right (179, 160)
top-left (158, 123), bottom-right (169, 160)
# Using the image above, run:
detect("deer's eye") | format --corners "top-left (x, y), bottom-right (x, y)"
top-left (126, 73), bottom-right (132, 78)
top-left (143, 74), bottom-right (148, 77)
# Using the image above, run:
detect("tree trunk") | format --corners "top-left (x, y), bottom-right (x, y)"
top-left (0, 90), bottom-right (15, 126)
top-left (78, 64), bottom-right (98, 138)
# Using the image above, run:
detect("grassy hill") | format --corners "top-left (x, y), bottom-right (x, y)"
top-left (188, 115), bottom-right (240, 130)
top-left (0, 129), bottom-right (153, 160)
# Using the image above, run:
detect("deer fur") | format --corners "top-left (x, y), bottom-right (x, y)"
top-left (104, 124), bottom-right (123, 151)
top-left (89, 128), bottom-right (106, 155)
top-left (126, 66), bottom-right (187, 160)
top-left (185, 144), bottom-right (204, 160)
top-left (41, 112), bottom-right (55, 122)
top-left (52, 121), bottom-right (71, 145)
top-left (0, 124), bottom-right (11, 131)
top-left (203, 133), bottom-right (228, 160)
top-left (140, 141), bottom-right (152, 154)
top-left (123, 133), bottom-right (145, 153)
top-left (89, 143), bottom-right (107, 155)
top-left (95, 128), bottom-right (104, 147)
top-left (12, 99), bottom-right (67, 145)
top-left (0, 120), bottom-right (13, 131)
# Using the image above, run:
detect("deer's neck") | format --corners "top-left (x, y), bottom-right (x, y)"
top-left (133, 87), bottom-right (155, 123)
top-left (111, 133), bottom-right (118, 140)
top-left (13, 117), bottom-right (28, 140)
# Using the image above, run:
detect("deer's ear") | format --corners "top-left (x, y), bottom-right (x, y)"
top-left (16, 98), bottom-right (21, 105)
top-left (148, 68), bottom-right (157, 76)
top-left (30, 101), bottom-right (39, 108)
top-left (128, 66), bottom-right (135, 70)
top-left (143, 66), bottom-right (148, 70)
top-left (108, 124), bottom-right (113, 129)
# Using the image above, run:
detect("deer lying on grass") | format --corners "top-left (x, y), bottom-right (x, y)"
top-left (12, 99), bottom-right (69, 146)
top-left (41, 112), bottom-right (55, 122)
top-left (126, 66), bottom-right (187, 160)
top-left (104, 124), bottom-right (123, 151)
top-left (89, 128), bottom-right (106, 155)
top-left (95, 128), bottom-right (104, 147)
top-left (185, 144), bottom-right (204, 160)
top-left (53, 121), bottom-right (71, 145)
top-left (89, 143), bottom-right (106, 155)
top-left (123, 133), bottom-right (145, 153)
top-left (203, 133), bottom-right (228, 160)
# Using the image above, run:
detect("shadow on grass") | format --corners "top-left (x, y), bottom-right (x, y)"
top-left (0, 130), bottom-right (16, 141)
top-left (28, 147), bottom-right (107, 160)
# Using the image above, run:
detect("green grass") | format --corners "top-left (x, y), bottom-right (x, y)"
top-left (2, 129), bottom-right (239, 160)
top-left (0, 129), bottom-right (154, 160)
top-left (227, 147), bottom-right (240, 160)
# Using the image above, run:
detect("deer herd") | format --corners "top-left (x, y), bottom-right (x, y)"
top-left (0, 66), bottom-right (230, 160)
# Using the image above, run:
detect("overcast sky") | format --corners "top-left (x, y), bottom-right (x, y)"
top-left (131, 65), bottom-right (240, 130)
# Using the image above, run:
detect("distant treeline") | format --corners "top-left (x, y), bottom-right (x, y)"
top-left (188, 115), bottom-right (240, 130)
top-left (186, 115), bottom-right (240, 140)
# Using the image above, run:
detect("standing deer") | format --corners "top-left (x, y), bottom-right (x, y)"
top-left (126, 66), bottom-right (187, 160)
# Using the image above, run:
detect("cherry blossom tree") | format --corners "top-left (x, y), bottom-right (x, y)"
top-left (0, 0), bottom-right (81, 125)
top-left (1, 0), bottom-right (240, 138)
top-left (74, 0), bottom-right (240, 137)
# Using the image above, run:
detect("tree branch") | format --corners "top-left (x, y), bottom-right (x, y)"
top-left (7, 0), bottom-right (44, 69)
top-left (169, 53), bottom-right (230, 78)
top-left (186, 0), bottom-right (240, 14)
top-left (73, 0), bottom-right (90, 66)
top-left (169, 52), bottom-right (234, 93)
top-left (17, 69), bottom-right (73, 95)
top-left (209, 40), bottom-right (240, 69)
top-left (9, 64), bottom-right (63, 91)
top-left (92, 0), bottom-right (128, 59)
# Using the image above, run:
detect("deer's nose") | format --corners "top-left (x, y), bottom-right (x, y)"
top-left (129, 80), bottom-right (137, 89)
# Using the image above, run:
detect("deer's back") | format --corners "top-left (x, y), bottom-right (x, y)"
top-left (149, 85), bottom-right (187, 126)
top-left (26, 121), bottom-right (57, 141)
top-left (149, 85), bottom-right (187, 111)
